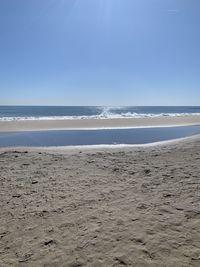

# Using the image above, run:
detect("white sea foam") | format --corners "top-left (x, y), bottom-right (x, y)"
top-left (1, 112), bottom-right (200, 121)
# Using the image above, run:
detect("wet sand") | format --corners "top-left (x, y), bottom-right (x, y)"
top-left (0, 136), bottom-right (200, 266)
top-left (1, 115), bottom-right (200, 132)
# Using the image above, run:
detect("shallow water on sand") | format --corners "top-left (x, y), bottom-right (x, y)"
top-left (0, 125), bottom-right (200, 147)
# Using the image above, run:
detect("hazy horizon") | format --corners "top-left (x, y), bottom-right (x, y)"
top-left (1, 104), bottom-right (200, 107)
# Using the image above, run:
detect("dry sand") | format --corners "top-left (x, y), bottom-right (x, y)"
top-left (1, 115), bottom-right (200, 132)
top-left (0, 136), bottom-right (200, 266)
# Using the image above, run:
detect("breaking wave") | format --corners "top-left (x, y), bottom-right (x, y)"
top-left (1, 106), bottom-right (200, 122)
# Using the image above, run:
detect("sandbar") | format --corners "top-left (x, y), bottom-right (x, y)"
top-left (0, 115), bottom-right (200, 132)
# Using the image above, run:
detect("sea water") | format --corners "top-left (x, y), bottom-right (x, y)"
top-left (0, 126), bottom-right (200, 147)
top-left (0, 106), bottom-right (200, 121)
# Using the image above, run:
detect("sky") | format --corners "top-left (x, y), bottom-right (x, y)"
top-left (0, 0), bottom-right (200, 106)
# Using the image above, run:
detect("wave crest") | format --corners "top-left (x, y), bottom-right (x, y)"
top-left (1, 112), bottom-right (200, 121)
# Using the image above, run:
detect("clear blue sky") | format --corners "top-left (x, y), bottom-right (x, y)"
top-left (0, 0), bottom-right (200, 106)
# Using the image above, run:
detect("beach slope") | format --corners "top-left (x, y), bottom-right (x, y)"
top-left (0, 115), bottom-right (200, 132)
top-left (0, 137), bottom-right (200, 266)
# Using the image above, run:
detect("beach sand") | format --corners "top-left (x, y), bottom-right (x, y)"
top-left (1, 115), bottom-right (200, 132)
top-left (0, 136), bottom-right (200, 266)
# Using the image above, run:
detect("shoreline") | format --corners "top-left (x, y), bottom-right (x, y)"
top-left (0, 115), bottom-right (200, 132)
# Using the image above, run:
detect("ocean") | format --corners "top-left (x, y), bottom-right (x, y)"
top-left (0, 106), bottom-right (200, 121)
